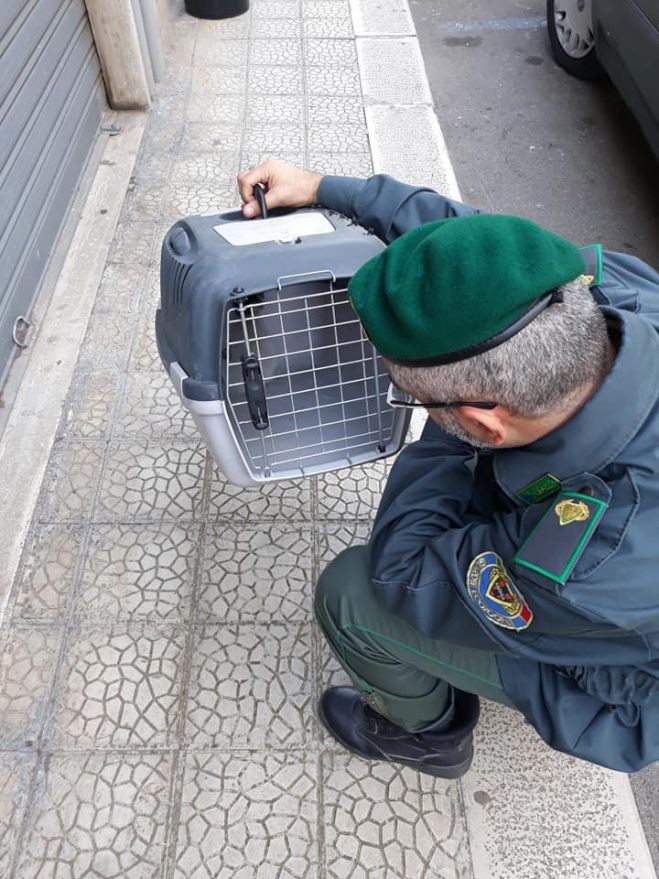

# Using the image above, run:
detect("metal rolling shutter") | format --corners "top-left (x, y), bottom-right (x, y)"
top-left (0, 0), bottom-right (104, 384)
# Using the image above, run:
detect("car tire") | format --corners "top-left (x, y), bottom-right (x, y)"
top-left (547, 0), bottom-right (604, 81)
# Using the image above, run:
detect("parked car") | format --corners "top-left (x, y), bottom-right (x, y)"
top-left (547, 0), bottom-right (659, 160)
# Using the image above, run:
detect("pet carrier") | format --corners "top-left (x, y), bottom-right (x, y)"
top-left (156, 203), bottom-right (410, 486)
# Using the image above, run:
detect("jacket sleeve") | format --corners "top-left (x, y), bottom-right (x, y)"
top-left (601, 250), bottom-right (659, 327)
top-left (316, 174), bottom-right (478, 243)
top-left (368, 421), bottom-right (627, 661)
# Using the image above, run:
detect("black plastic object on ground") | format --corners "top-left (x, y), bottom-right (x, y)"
top-left (184, 0), bottom-right (249, 19)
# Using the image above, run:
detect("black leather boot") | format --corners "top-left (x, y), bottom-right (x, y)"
top-left (319, 686), bottom-right (480, 779)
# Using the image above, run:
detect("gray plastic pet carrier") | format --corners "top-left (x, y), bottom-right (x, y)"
top-left (155, 204), bottom-right (410, 486)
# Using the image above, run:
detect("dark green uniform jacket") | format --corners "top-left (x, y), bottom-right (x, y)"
top-left (317, 173), bottom-right (659, 772)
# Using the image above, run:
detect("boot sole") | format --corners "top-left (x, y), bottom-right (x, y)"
top-left (318, 700), bottom-right (473, 780)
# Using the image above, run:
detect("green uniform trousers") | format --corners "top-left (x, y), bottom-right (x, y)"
top-left (315, 546), bottom-right (515, 732)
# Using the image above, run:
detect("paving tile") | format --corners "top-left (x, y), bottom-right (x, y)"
top-left (249, 38), bottom-right (303, 65)
top-left (252, 0), bottom-right (300, 19)
top-left (140, 108), bottom-right (186, 156)
top-left (106, 212), bottom-right (160, 271)
top-left (47, 624), bottom-right (185, 748)
top-left (315, 521), bottom-right (371, 571)
top-left (139, 270), bottom-right (162, 314)
top-left (197, 524), bottom-right (312, 622)
top-left (243, 125), bottom-right (304, 154)
top-left (197, 9), bottom-right (253, 36)
top-left (59, 370), bottom-right (122, 440)
top-left (247, 94), bottom-right (305, 125)
top-left (207, 465), bottom-right (312, 521)
top-left (186, 91), bottom-right (247, 124)
top-left (241, 148), bottom-right (305, 169)
top-left (123, 179), bottom-right (170, 226)
top-left (185, 622), bottom-right (313, 748)
top-left (37, 442), bottom-right (104, 524)
top-left (0, 626), bottom-right (62, 749)
top-left (0, 753), bottom-right (37, 877)
top-left (308, 122), bottom-right (369, 154)
top-left (167, 179), bottom-right (240, 216)
top-left (154, 64), bottom-right (191, 116)
top-left (78, 524), bottom-right (199, 622)
top-left (251, 17), bottom-right (302, 37)
top-left (127, 308), bottom-right (162, 373)
top-left (248, 65), bottom-right (305, 96)
top-left (15, 752), bottom-right (172, 879)
top-left (78, 307), bottom-right (136, 371)
top-left (305, 66), bottom-right (362, 96)
top-left (197, 14), bottom-right (251, 38)
top-left (303, 14), bottom-right (353, 38)
top-left (181, 121), bottom-right (244, 153)
top-left (316, 460), bottom-right (391, 520)
top-left (307, 151), bottom-right (374, 177)
top-left (306, 95), bottom-right (366, 126)
top-left (95, 441), bottom-right (206, 523)
top-left (12, 524), bottom-right (83, 621)
top-left (304, 37), bottom-right (358, 66)
top-left (93, 260), bottom-right (146, 314)
top-left (171, 150), bottom-right (242, 182)
top-left (115, 371), bottom-right (197, 440)
top-left (190, 66), bottom-right (247, 103)
top-left (195, 37), bottom-right (249, 67)
top-left (172, 751), bottom-right (317, 878)
top-left (322, 752), bottom-right (471, 879)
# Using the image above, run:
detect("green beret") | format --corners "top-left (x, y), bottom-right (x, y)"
top-left (347, 214), bottom-right (587, 365)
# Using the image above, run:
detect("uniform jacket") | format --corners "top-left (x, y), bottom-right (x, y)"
top-left (317, 173), bottom-right (659, 772)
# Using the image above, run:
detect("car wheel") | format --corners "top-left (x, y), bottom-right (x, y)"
top-left (547, 0), bottom-right (604, 80)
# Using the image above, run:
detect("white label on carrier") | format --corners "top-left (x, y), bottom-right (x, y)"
top-left (214, 212), bottom-right (335, 246)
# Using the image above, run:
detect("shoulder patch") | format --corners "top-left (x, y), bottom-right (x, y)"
top-left (466, 551), bottom-right (533, 630)
top-left (514, 491), bottom-right (607, 585)
top-left (578, 243), bottom-right (603, 288)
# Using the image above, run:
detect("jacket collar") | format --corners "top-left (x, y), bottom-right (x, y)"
top-left (493, 308), bottom-right (659, 501)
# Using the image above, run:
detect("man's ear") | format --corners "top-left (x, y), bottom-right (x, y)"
top-left (456, 406), bottom-right (509, 447)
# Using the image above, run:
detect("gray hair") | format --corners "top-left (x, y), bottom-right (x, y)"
top-left (383, 279), bottom-right (609, 418)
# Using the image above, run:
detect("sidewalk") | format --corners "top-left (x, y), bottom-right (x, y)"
top-left (0, 1), bottom-right (655, 877)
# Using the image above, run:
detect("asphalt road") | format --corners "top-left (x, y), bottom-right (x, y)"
top-left (409, 0), bottom-right (659, 867)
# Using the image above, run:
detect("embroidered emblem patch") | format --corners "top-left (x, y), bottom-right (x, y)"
top-left (555, 498), bottom-right (590, 526)
top-left (466, 552), bottom-right (533, 630)
top-left (516, 472), bottom-right (561, 505)
top-left (580, 273), bottom-right (595, 287)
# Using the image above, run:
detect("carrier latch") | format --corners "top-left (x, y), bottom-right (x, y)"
top-left (241, 353), bottom-right (269, 430)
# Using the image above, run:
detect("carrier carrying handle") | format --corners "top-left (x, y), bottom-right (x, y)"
top-left (253, 183), bottom-right (268, 220)
top-left (241, 353), bottom-right (269, 430)
top-left (277, 269), bottom-right (336, 290)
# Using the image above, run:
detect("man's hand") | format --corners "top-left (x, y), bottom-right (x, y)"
top-left (237, 160), bottom-right (322, 218)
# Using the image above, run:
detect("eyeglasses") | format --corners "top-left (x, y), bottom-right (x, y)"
top-left (386, 383), bottom-right (497, 411)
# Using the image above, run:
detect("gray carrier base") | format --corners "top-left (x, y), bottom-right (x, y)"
top-left (156, 207), bottom-right (410, 487)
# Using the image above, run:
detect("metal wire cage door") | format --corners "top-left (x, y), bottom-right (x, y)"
top-left (223, 273), bottom-right (401, 481)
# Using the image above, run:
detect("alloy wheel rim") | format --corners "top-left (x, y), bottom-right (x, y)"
top-left (553, 0), bottom-right (595, 59)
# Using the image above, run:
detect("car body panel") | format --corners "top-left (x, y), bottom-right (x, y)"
top-left (593, 0), bottom-right (659, 159)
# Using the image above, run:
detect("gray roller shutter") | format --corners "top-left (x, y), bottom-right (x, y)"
top-left (0, 0), bottom-right (105, 385)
